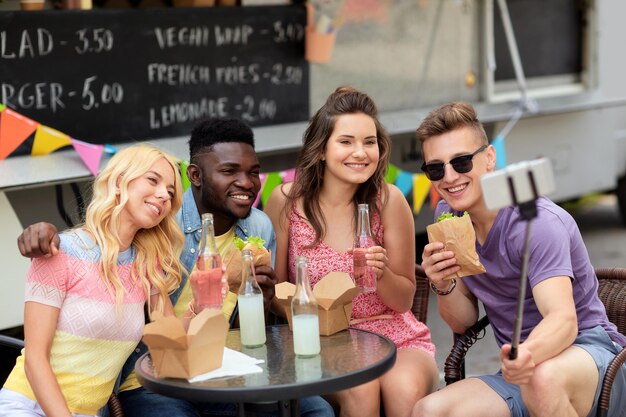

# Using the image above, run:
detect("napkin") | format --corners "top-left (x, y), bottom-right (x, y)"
top-left (188, 347), bottom-right (264, 383)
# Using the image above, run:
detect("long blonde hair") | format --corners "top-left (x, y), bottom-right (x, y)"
top-left (83, 144), bottom-right (184, 315)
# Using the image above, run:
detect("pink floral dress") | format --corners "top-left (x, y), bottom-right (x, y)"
top-left (287, 205), bottom-right (435, 355)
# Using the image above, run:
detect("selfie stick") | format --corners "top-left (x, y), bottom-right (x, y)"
top-left (507, 174), bottom-right (538, 360)
top-left (480, 158), bottom-right (555, 360)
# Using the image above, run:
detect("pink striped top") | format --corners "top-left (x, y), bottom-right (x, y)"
top-left (4, 229), bottom-right (151, 415)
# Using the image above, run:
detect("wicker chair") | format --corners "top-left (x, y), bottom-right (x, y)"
top-left (0, 334), bottom-right (125, 417)
top-left (443, 267), bottom-right (626, 417)
top-left (412, 264), bottom-right (430, 324)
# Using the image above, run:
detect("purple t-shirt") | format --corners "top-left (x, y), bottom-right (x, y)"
top-left (435, 198), bottom-right (626, 348)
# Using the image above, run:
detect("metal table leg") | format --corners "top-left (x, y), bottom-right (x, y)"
top-left (277, 399), bottom-right (300, 417)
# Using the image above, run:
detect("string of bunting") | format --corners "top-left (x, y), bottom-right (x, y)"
top-left (0, 103), bottom-right (107, 176)
top-left (0, 103), bottom-right (470, 215)
top-left (179, 159), bottom-right (441, 215)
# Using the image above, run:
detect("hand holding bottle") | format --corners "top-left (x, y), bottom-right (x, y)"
top-left (353, 204), bottom-right (377, 293)
top-left (352, 245), bottom-right (388, 279)
top-left (190, 267), bottom-right (224, 310)
top-left (191, 213), bottom-right (225, 311)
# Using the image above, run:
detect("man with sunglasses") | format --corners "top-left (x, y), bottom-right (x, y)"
top-left (412, 102), bottom-right (626, 417)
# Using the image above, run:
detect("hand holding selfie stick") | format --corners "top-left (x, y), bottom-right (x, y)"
top-left (480, 158), bottom-right (555, 360)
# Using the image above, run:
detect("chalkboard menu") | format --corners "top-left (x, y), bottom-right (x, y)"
top-left (0, 6), bottom-right (309, 144)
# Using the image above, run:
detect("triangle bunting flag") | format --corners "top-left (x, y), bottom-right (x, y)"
top-left (32, 125), bottom-right (72, 156)
top-left (0, 108), bottom-right (39, 160)
top-left (70, 138), bottom-right (104, 176)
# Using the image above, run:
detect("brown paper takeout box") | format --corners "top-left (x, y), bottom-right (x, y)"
top-left (142, 309), bottom-right (228, 379)
top-left (275, 272), bottom-right (360, 336)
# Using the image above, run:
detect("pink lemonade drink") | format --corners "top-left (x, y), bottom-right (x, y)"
top-left (353, 248), bottom-right (376, 293)
top-left (190, 268), bottom-right (224, 310)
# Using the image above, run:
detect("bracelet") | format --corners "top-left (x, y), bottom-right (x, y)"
top-left (430, 278), bottom-right (457, 296)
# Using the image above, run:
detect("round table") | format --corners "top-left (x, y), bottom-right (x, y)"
top-left (135, 325), bottom-right (396, 416)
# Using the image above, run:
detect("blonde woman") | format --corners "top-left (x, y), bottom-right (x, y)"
top-left (0, 144), bottom-right (185, 417)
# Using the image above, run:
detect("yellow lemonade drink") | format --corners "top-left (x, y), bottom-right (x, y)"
top-left (238, 293), bottom-right (266, 348)
top-left (293, 314), bottom-right (320, 357)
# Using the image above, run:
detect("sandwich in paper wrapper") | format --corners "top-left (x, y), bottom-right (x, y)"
top-left (142, 309), bottom-right (228, 379)
top-left (223, 236), bottom-right (271, 293)
top-left (275, 272), bottom-right (360, 336)
top-left (426, 211), bottom-right (486, 280)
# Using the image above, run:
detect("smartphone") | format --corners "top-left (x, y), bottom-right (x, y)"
top-left (480, 158), bottom-right (555, 211)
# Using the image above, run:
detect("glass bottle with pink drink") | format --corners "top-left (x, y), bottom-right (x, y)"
top-left (190, 213), bottom-right (226, 311)
top-left (353, 203), bottom-right (377, 293)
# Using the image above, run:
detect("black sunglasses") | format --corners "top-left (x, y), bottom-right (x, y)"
top-left (420, 145), bottom-right (487, 181)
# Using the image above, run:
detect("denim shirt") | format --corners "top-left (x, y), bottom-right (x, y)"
top-left (119, 188), bottom-right (276, 386)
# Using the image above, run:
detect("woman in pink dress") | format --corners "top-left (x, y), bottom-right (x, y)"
top-left (265, 87), bottom-right (438, 417)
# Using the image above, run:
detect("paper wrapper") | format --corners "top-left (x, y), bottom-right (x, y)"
top-left (426, 214), bottom-right (486, 280)
top-left (223, 244), bottom-right (271, 293)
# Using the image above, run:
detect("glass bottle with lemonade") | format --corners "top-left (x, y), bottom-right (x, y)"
top-left (291, 256), bottom-right (320, 357)
top-left (237, 249), bottom-right (266, 348)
